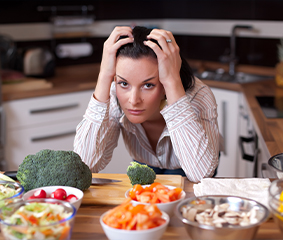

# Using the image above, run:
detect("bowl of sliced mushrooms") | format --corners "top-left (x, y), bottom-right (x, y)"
top-left (175, 195), bottom-right (269, 240)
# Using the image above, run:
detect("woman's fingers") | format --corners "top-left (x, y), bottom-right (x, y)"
top-left (107, 26), bottom-right (133, 45)
top-left (100, 26), bottom-right (133, 80)
top-left (146, 29), bottom-right (177, 53)
top-left (144, 28), bottom-right (182, 94)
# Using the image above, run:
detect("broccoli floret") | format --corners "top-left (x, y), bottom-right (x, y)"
top-left (16, 149), bottom-right (92, 192)
top-left (127, 161), bottom-right (156, 186)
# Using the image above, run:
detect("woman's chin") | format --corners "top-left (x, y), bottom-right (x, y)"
top-left (125, 115), bottom-right (145, 124)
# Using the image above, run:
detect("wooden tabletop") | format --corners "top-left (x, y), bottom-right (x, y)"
top-left (69, 178), bottom-right (281, 240)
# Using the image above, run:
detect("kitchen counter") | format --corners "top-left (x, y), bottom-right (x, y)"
top-left (4, 176), bottom-right (279, 240)
top-left (241, 80), bottom-right (283, 158)
top-left (2, 61), bottom-right (282, 159)
top-left (0, 176), bottom-right (279, 239)
top-left (70, 178), bottom-right (282, 240)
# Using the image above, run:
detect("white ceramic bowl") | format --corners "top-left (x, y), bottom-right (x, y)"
top-left (125, 185), bottom-right (186, 217)
top-left (23, 186), bottom-right (83, 210)
top-left (100, 210), bottom-right (169, 240)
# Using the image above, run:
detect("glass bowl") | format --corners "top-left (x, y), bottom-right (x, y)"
top-left (0, 198), bottom-right (76, 240)
top-left (268, 179), bottom-right (283, 233)
top-left (0, 181), bottom-right (24, 208)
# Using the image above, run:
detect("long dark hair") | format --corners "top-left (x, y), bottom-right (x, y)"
top-left (116, 26), bottom-right (195, 91)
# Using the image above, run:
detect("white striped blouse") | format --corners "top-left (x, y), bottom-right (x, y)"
top-left (74, 78), bottom-right (219, 182)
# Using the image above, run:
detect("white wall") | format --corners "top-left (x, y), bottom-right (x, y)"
top-left (1, 19), bottom-right (283, 41)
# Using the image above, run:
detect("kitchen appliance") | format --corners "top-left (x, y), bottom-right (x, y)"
top-left (256, 96), bottom-right (283, 118)
top-left (267, 153), bottom-right (283, 178)
top-left (23, 47), bottom-right (55, 78)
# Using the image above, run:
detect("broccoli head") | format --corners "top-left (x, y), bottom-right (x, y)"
top-left (16, 149), bottom-right (92, 192)
top-left (127, 161), bottom-right (156, 185)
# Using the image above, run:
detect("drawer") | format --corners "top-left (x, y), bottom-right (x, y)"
top-left (5, 118), bottom-right (81, 170)
top-left (3, 90), bottom-right (93, 129)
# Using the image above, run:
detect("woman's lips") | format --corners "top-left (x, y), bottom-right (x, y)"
top-left (127, 109), bottom-right (145, 115)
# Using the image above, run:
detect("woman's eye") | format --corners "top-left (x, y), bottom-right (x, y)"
top-left (118, 81), bottom-right (128, 88)
top-left (144, 83), bottom-right (155, 89)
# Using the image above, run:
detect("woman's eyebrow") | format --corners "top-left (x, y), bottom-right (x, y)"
top-left (116, 74), bottom-right (156, 82)
top-left (116, 75), bottom-right (128, 82)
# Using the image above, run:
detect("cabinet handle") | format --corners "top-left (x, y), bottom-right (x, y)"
top-left (222, 101), bottom-right (227, 155)
top-left (239, 136), bottom-right (255, 162)
top-left (30, 104), bottom-right (79, 114)
top-left (31, 131), bottom-right (76, 142)
top-left (239, 134), bottom-right (259, 177)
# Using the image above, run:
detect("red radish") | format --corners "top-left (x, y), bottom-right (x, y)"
top-left (66, 194), bottom-right (78, 203)
top-left (33, 189), bottom-right (47, 198)
top-left (51, 188), bottom-right (67, 200)
top-left (28, 195), bottom-right (36, 200)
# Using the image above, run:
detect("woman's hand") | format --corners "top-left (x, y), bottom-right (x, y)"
top-left (144, 29), bottom-right (185, 105)
top-left (95, 26), bottom-right (134, 102)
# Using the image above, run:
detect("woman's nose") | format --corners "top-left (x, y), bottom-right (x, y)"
top-left (128, 89), bottom-right (143, 105)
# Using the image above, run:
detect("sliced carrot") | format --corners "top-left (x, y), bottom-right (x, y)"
top-left (41, 228), bottom-right (53, 236)
top-left (103, 200), bottom-right (165, 230)
top-left (59, 226), bottom-right (70, 240)
top-left (28, 215), bottom-right (38, 225)
top-left (17, 212), bottom-right (29, 221)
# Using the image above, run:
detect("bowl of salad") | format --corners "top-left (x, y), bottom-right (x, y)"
top-left (125, 182), bottom-right (186, 217)
top-left (0, 181), bottom-right (24, 208)
top-left (0, 198), bottom-right (76, 240)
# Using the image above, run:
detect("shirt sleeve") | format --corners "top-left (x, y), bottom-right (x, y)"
top-left (161, 84), bottom-right (219, 182)
top-left (73, 91), bottom-right (121, 173)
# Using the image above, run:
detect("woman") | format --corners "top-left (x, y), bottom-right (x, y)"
top-left (74, 26), bottom-right (219, 182)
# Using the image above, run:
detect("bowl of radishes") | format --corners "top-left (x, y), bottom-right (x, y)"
top-left (22, 186), bottom-right (84, 210)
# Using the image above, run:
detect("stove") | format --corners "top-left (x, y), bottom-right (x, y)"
top-left (256, 96), bottom-right (283, 118)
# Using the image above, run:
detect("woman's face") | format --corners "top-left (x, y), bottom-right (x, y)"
top-left (115, 56), bottom-right (165, 124)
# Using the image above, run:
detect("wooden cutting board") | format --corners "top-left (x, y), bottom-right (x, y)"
top-left (82, 173), bottom-right (184, 205)
top-left (2, 78), bottom-right (53, 93)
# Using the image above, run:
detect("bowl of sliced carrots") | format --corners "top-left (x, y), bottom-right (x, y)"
top-left (100, 198), bottom-right (169, 240)
top-left (125, 182), bottom-right (186, 217)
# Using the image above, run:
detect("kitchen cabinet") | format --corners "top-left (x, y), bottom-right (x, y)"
top-left (211, 88), bottom-right (269, 178)
top-left (100, 133), bottom-right (132, 174)
top-left (238, 95), bottom-right (273, 178)
top-left (236, 93), bottom-right (257, 177)
top-left (233, 93), bottom-right (272, 178)
top-left (3, 90), bottom-right (93, 170)
top-left (211, 88), bottom-right (240, 177)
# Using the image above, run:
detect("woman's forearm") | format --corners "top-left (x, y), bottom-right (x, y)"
top-left (74, 98), bottom-right (120, 172)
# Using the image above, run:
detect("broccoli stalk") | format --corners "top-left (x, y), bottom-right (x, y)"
top-left (127, 161), bottom-right (156, 186)
top-left (16, 149), bottom-right (92, 192)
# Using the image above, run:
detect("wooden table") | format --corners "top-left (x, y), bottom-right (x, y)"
top-left (70, 178), bottom-right (282, 240)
